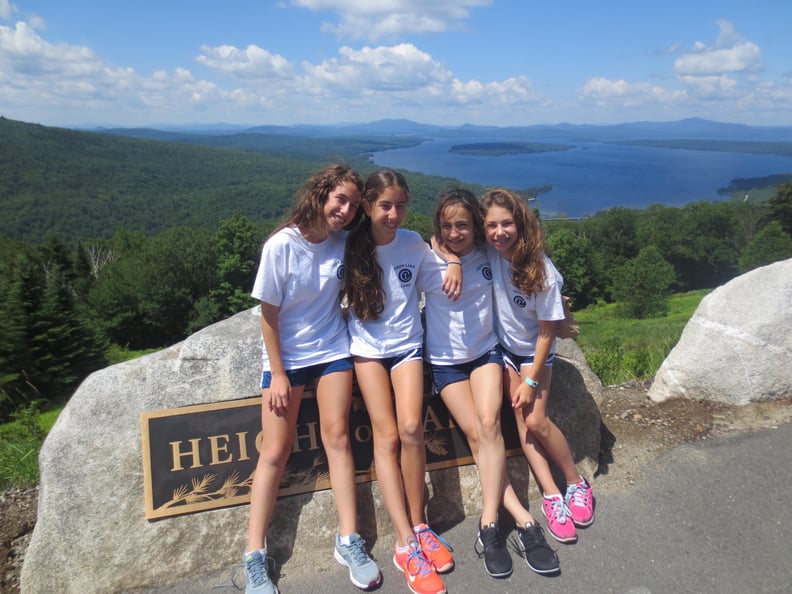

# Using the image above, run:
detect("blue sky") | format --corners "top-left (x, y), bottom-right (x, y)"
top-left (2, 0), bottom-right (791, 128)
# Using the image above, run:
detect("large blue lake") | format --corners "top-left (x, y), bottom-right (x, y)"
top-left (372, 137), bottom-right (792, 217)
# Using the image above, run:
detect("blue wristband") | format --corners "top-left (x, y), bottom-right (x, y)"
top-left (524, 376), bottom-right (538, 388)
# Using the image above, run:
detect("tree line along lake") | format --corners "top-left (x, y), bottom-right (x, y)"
top-left (371, 136), bottom-right (792, 218)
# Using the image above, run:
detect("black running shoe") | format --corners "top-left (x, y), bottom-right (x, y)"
top-left (474, 521), bottom-right (513, 578)
top-left (515, 522), bottom-right (560, 575)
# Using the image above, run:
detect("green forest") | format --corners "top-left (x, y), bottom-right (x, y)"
top-left (2, 116), bottom-right (792, 423)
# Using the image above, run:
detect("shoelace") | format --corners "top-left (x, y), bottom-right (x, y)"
top-left (417, 525), bottom-right (454, 553)
top-left (344, 537), bottom-right (370, 565)
top-left (406, 545), bottom-right (434, 578)
top-left (479, 525), bottom-right (502, 550)
top-left (235, 557), bottom-right (275, 590)
top-left (516, 524), bottom-right (546, 552)
top-left (241, 554), bottom-right (273, 588)
top-left (548, 497), bottom-right (572, 523)
top-left (567, 483), bottom-right (591, 508)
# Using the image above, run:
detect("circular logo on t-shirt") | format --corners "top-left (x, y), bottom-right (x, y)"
top-left (513, 295), bottom-right (527, 308)
top-left (337, 264), bottom-right (346, 280)
top-left (482, 266), bottom-right (492, 280)
top-left (398, 268), bottom-right (413, 283)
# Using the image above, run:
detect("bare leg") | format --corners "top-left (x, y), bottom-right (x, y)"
top-left (506, 365), bottom-right (581, 496)
top-left (390, 359), bottom-right (427, 528)
top-left (440, 371), bottom-right (537, 527)
top-left (354, 359), bottom-right (415, 547)
top-left (315, 370), bottom-right (357, 536)
top-left (247, 386), bottom-right (305, 551)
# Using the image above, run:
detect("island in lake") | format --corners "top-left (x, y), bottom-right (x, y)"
top-left (449, 141), bottom-right (571, 156)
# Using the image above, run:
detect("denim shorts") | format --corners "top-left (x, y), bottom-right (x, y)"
top-left (368, 347), bottom-right (423, 372)
top-left (261, 357), bottom-right (353, 389)
top-left (430, 347), bottom-right (503, 394)
top-left (501, 349), bottom-right (555, 375)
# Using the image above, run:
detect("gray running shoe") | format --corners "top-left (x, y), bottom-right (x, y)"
top-left (243, 550), bottom-right (279, 594)
top-left (334, 533), bottom-right (382, 590)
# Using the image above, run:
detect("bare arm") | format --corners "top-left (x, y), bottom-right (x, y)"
top-left (430, 236), bottom-right (462, 300)
top-left (260, 301), bottom-right (291, 416)
top-left (511, 320), bottom-right (556, 409)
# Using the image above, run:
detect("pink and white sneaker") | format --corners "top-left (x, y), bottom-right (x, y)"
top-left (565, 478), bottom-right (595, 527)
top-left (542, 494), bottom-right (577, 543)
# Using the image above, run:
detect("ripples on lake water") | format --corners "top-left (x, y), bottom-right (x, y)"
top-left (372, 138), bottom-right (792, 217)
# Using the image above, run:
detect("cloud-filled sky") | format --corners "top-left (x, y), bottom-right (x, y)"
top-left (1, 0), bottom-right (791, 128)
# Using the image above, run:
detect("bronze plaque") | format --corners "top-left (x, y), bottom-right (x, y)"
top-left (141, 388), bottom-right (522, 520)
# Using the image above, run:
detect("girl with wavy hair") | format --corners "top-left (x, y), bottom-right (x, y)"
top-left (343, 169), bottom-right (457, 594)
top-left (481, 188), bottom-right (595, 545)
top-left (245, 164), bottom-right (380, 594)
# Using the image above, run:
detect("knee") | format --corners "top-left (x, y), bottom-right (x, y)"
top-left (321, 420), bottom-right (351, 452)
top-left (397, 418), bottom-right (424, 447)
top-left (477, 413), bottom-right (501, 439)
top-left (374, 428), bottom-right (401, 456)
top-left (523, 413), bottom-right (552, 437)
top-left (256, 441), bottom-right (291, 470)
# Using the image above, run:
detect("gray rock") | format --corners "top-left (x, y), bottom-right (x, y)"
top-left (649, 258), bottom-right (792, 405)
top-left (21, 309), bottom-right (602, 594)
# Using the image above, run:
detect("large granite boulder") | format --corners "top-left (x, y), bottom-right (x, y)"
top-left (649, 258), bottom-right (792, 405)
top-left (21, 307), bottom-right (602, 594)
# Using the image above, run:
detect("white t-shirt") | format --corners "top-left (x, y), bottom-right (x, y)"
top-left (489, 247), bottom-right (565, 357)
top-left (251, 226), bottom-right (349, 371)
top-left (423, 247), bottom-right (499, 365)
top-left (347, 229), bottom-right (432, 358)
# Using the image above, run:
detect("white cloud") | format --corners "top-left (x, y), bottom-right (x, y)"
top-left (0, 19), bottom-right (546, 126)
top-left (676, 74), bottom-right (738, 98)
top-left (748, 80), bottom-right (792, 109)
top-left (673, 20), bottom-right (762, 77)
top-left (0, 22), bottom-right (231, 123)
top-left (302, 43), bottom-right (451, 92)
top-left (0, 0), bottom-right (16, 20)
top-left (577, 77), bottom-right (684, 107)
top-left (298, 42), bottom-right (544, 113)
top-left (451, 76), bottom-right (546, 106)
top-left (0, 22), bottom-right (103, 79)
top-left (196, 44), bottom-right (293, 80)
top-left (290, 0), bottom-right (492, 41)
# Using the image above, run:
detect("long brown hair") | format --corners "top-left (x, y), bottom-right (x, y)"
top-left (343, 169), bottom-right (409, 321)
top-left (274, 163), bottom-right (363, 236)
top-left (481, 188), bottom-right (546, 295)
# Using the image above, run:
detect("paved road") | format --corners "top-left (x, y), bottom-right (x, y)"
top-left (142, 422), bottom-right (792, 594)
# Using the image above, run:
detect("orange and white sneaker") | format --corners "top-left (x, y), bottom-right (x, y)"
top-left (393, 539), bottom-right (446, 594)
top-left (414, 523), bottom-right (454, 573)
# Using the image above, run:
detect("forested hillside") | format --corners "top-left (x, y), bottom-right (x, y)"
top-left (0, 117), bottom-right (465, 244)
top-left (2, 116), bottom-right (792, 424)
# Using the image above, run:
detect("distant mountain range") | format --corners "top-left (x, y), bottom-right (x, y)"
top-left (3, 115), bottom-right (792, 245)
top-left (90, 117), bottom-right (792, 143)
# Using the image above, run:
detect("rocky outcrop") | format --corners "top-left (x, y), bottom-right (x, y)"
top-left (21, 307), bottom-right (602, 594)
top-left (649, 258), bottom-right (792, 405)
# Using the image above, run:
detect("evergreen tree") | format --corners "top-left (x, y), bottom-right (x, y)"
top-left (611, 246), bottom-right (677, 318)
top-left (189, 215), bottom-right (262, 332)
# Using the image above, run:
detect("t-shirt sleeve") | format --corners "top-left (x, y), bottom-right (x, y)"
top-left (251, 237), bottom-right (286, 306)
top-left (535, 257), bottom-right (565, 321)
top-left (417, 246), bottom-right (445, 293)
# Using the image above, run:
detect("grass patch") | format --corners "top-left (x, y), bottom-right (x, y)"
top-left (105, 344), bottom-right (160, 365)
top-left (574, 290), bottom-right (709, 385)
top-left (0, 402), bottom-right (51, 489)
